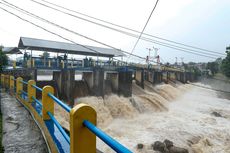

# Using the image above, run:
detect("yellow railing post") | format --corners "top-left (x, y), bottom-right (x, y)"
top-left (70, 103), bottom-right (96, 153)
top-left (48, 60), bottom-right (51, 68)
top-left (5, 75), bottom-right (9, 90)
top-left (32, 59), bottom-right (35, 68)
top-left (28, 80), bottom-right (36, 103)
top-left (3, 75), bottom-right (6, 89)
top-left (0, 74), bottom-right (4, 88)
top-left (42, 86), bottom-right (54, 120)
top-left (4, 75), bottom-right (7, 90)
top-left (16, 77), bottom-right (23, 97)
top-left (2, 74), bottom-right (5, 88)
top-left (9, 76), bottom-right (14, 94)
top-left (13, 61), bottom-right (16, 69)
top-left (7, 75), bottom-right (10, 89)
top-left (61, 60), bottom-right (64, 69)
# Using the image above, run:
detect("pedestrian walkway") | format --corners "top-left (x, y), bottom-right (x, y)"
top-left (1, 90), bottom-right (48, 153)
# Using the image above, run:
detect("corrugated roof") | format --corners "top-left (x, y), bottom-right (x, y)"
top-left (2, 47), bottom-right (22, 54)
top-left (18, 37), bottom-right (125, 57)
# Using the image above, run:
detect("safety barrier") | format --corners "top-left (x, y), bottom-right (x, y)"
top-left (0, 74), bottom-right (132, 153)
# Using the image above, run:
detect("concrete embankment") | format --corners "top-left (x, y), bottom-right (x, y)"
top-left (0, 90), bottom-right (48, 153)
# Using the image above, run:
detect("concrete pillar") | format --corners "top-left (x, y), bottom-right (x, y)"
top-left (92, 68), bottom-right (105, 97)
top-left (153, 71), bottom-right (162, 84)
top-left (105, 72), bottom-right (118, 94)
top-left (180, 72), bottom-right (186, 83)
top-left (162, 71), bottom-right (168, 83)
top-left (135, 69), bottom-right (144, 89)
top-left (118, 70), bottom-right (132, 97)
top-left (148, 71), bottom-right (154, 83)
top-left (82, 72), bottom-right (94, 90)
top-left (53, 71), bottom-right (62, 96)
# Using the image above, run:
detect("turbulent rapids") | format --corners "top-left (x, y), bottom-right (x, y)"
top-left (55, 81), bottom-right (230, 153)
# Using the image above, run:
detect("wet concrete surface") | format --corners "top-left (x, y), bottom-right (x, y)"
top-left (1, 90), bottom-right (48, 153)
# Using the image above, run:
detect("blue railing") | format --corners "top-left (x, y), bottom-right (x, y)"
top-left (48, 93), bottom-right (71, 112)
top-left (32, 84), bottom-right (42, 92)
top-left (2, 75), bottom-right (133, 153)
top-left (47, 111), bottom-right (70, 144)
top-left (21, 90), bottom-right (28, 96)
top-left (83, 120), bottom-right (132, 153)
top-left (20, 80), bottom-right (28, 85)
top-left (32, 96), bottom-right (42, 107)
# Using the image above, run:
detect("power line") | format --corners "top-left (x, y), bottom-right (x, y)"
top-left (0, 0), bottom-right (220, 65)
top-left (33, 0), bottom-right (225, 56)
top-left (0, 2), bottom-right (150, 62)
top-left (1, 0), bottom-right (217, 62)
top-left (0, 5), bottom-right (192, 73)
top-left (27, 0), bottom-right (224, 58)
top-left (128, 0), bottom-right (160, 60)
top-left (0, 0), bottom-right (144, 60)
top-left (0, 5), bottom-right (102, 56)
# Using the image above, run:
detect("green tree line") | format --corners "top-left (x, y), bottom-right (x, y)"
top-left (221, 48), bottom-right (230, 77)
top-left (0, 46), bottom-right (8, 72)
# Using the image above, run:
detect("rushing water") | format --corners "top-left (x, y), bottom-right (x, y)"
top-left (55, 81), bottom-right (230, 153)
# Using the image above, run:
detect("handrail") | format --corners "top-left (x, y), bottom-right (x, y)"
top-left (3, 75), bottom-right (133, 152)
top-left (31, 84), bottom-right (42, 92)
top-left (47, 111), bottom-right (70, 144)
top-left (47, 93), bottom-right (71, 112)
top-left (32, 96), bottom-right (42, 107)
top-left (83, 120), bottom-right (132, 153)
top-left (21, 90), bottom-right (28, 95)
top-left (20, 80), bottom-right (28, 85)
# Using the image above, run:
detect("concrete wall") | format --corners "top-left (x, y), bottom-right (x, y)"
top-left (82, 72), bottom-right (93, 89)
top-left (92, 68), bottom-right (105, 97)
top-left (175, 72), bottom-right (181, 81)
top-left (180, 72), bottom-right (186, 83)
top-left (52, 70), bottom-right (75, 105)
top-left (105, 72), bottom-right (119, 93)
top-left (169, 72), bottom-right (176, 81)
top-left (135, 69), bottom-right (144, 89)
top-left (153, 71), bottom-right (162, 84)
top-left (148, 71), bottom-right (154, 83)
top-left (118, 71), bottom-right (132, 97)
top-left (162, 71), bottom-right (168, 83)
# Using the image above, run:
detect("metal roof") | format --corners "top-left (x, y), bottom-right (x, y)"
top-left (18, 37), bottom-right (125, 57)
top-left (2, 47), bottom-right (22, 54)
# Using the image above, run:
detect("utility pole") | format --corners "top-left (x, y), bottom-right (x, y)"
top-left (146, 46), bottom-right (160, 65)
top-left (175, 57), bottom-right (178, 65)
top-left (181, 57), bottom-right (184, 65)
top-left (146, 47), bottom-right (152, 65)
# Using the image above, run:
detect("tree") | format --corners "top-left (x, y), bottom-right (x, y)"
top-left (40, 51), bottom-right (50, 58)
top-left (0, 46), bottom-right (8, 72)
top-left (221, 50), bottom-right (230, 77)
top-left (206, 61), bottom-right (219, 75)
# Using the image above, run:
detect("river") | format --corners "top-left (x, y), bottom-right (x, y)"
top-left (55, 80), bottom-right (230, 153)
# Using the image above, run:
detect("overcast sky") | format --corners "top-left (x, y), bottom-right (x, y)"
top-left (0, 0), bottom-right (229, 63)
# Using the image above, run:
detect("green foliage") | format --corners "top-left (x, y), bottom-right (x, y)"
top-left (41, 51), bottom-right (50, 58)
top-left (206, 61), bottom-right (219, 75)
top-left (221, 51), bottom-right (230, 77)
top-left (0, 46), bottom-right (8, 72)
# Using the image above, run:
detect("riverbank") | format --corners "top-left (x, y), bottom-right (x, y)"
top-left (200, 74), bottom-right (230, 100)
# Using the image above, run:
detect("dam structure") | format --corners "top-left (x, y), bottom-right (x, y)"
top-left (0, 37), bottom-right (198, 153)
